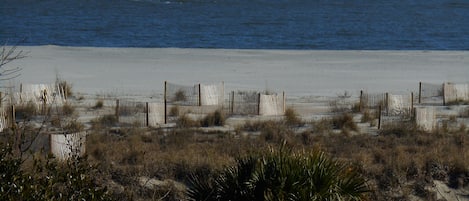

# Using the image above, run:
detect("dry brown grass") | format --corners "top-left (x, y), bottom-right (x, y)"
top-left (83, 123), bottom-right (469, 200)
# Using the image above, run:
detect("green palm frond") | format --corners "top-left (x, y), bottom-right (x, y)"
top-left (187, 143), bottom-right (369, 201)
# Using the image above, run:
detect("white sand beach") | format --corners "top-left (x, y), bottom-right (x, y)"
top-left (10, 46), bottom-right (469, 98)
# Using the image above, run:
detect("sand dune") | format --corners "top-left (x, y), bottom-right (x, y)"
top-left (10, 46), bottom-right (469, 98)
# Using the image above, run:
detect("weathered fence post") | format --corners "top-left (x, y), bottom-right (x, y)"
top-left (442, 83), bottom-right (446, 106)
top-left (411, 92), bottom-right (414, 118)
top-left (378, 105), bottom-right (382, 130)
top-left (164, 81), bottom-right (167, 124)
top-left (231, 91), bottom-right (234, 115)
top-left (146, 102), bottom-right (149, 127)
top-left (198, 83), bottom-right (201, 107)
top-left (115, 99), bottom-right (120, 122)
top-left (385, 92), bottom-right (389, 116)
top-left (359, 90), bottom-right (363, 112)
top-left (257, 93), bottom-right (261, 115)
top-left (418, 82), bottom-right (422, 104)
top-left (283, 91), bottom-right (286, 113)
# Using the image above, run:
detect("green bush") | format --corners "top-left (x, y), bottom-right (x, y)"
top-left (187, 145), bottom-right (369, 201)
top-left (0, 143), bottom-right (112, 200)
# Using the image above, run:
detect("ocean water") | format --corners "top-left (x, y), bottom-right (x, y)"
top-left (2, 0), bottom-right (469, 50)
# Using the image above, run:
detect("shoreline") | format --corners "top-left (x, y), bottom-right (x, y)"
top-left (9, 45), bottom-right (469, 98)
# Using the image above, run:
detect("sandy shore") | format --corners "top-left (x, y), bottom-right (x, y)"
top-left (10, 45), bottom-right (469, 98)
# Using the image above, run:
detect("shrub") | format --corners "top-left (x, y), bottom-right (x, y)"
top-left (14, 101), bottom-right (38, 120)
top-left (0, 143), bottom-right (112, 200)
top-left (93, 114), bottom-right (118, 128)
top-left (187, 145), bottom-right (369, 201)
top-left (169, 105), bottom-right (179, 116)
top-left (64, 120), bottom-right (85, 133)
top-left (62, 102), bottom-right (75, 116)
top-left (173, 90), bottom-right (186, 102)
top-left (200, 110), bottom-right (225, 127)
top-left (177, 114), bottom-right (200, 128)
top-left (284, 107), bottom-right (302, 126)
top-left (94, 99), bottom-right (104, 109)
top-left (332, 113), bottom-right (358, 132)
top-left (361, 109), bottom-right (375, 123)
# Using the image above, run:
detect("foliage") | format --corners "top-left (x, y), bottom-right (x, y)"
top-left (0, 143), bottom-right (112, 200)
top-left (173, 90), bottom-right (187, 102)
top-left (201, 110), bottom-right (225, 127)
top-left (94, 100), bottom-right (104, 109)
top-left (331, 113), bottom-right (358, 132)
top-left (284, 107), bottom-right (302, 127)
top-left (187, 145), bottom-right (369, 201)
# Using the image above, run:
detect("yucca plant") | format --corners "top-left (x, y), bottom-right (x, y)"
top-left (187, 145), bottom-right (369, 201)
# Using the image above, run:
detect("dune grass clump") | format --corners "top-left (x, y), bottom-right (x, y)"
top-left (176, 114), bottom-right (200, 128)
top-left (14, 101), bottom-right (38, 120)
top-left (200, 110), bottom-right (225, 127)
top-left (187, 145), bottom-right (369, 201)
top-left (61, 102), bottom-right (75, 116)
top-left (332, 112), bottom-right (358, 133)
top-left (284, 107), bottom-right (302, 127)
top-left (93, 99), bottom-right (104, 109)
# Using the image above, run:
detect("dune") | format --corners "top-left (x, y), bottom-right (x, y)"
top-left (10, 45), bottom-right (469, 99)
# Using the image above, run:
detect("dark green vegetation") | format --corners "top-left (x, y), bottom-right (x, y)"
top-left (187, 146), bottom-right (368, 201)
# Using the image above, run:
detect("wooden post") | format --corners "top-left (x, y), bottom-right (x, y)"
top-left (231, 91), bottom-right (234, 115)
top-left (164, 81), bottom-right (167, 124)
top-left (378, 105), bottom-right (382, 130)
top-left (418, 82), bottom-right (422, 104)
top-left (385, 92), bottom-right (389, 115)
top-left (442, 83), bottom-right (446, 106)
top-left (359, 90), bottom-right (363, 112)
top-left (257, 93), bottom-right (261, 115)
top-left (0, 92), bottom-right (3, 108)
top-left (198, 83), bottom-right (201, 106)
top-left (115, 99), bottom-right (120, 122)
top-left (411, 92), bottom-right (414, 118)
top-left (146, 102), bottom-right (149, 127)
top-left (282, 91), bottom-right (286, 113)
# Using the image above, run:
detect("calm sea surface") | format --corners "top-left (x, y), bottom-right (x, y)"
top-left (2, 0), bottom-right (469, 49)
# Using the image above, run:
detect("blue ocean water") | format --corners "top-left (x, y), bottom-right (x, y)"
top-left (2, 0), bottom-right (469, 49)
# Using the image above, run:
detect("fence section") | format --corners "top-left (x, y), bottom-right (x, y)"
top-left (117, 100), bottom-right (165, 127)
top-left (19, 84), bottom-right (66, 108)
top-left (418, 82), bottom-right (443, 105)
top-left (415, 107), bottom-right (436, 132)
top-left (229, 91), bottom-right (286, 116)
top-left (387, 93), bottom-right (413, 116)
top-left (259, 94), bottom-right (285, 116)
top-left (165, 82), bottom-right (199, 106)
top-left (444, 82), bottom-right (469, 104)
top-left (200, 83), bottom-right (224, 106)
top-left (230, 91), bottom-right (259, 115)
top-left (360, 92), bottom-right (386, 109)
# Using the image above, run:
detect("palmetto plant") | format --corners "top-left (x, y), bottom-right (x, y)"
top-left (187, 145), bottom-right (369, 201)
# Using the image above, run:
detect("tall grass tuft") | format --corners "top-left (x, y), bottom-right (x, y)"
top-left (187, 144), bottom-right (369, 201)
